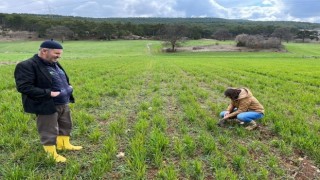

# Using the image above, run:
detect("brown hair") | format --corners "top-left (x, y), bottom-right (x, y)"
top-left (224, 88), bottom-right (241, 100)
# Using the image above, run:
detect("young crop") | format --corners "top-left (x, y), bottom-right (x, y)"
top-left (1, 40), bottom-right (320, 179)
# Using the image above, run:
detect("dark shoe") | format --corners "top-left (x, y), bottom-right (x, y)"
top-left (245, 121), bottom-right (258, 130)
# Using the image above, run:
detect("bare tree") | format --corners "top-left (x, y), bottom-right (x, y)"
top-left (46, 26), bottom-right (74, 42)
top-left (271, 27), bottom-right (293, 43)
top-left (159, 24), bottom-right (187, 52)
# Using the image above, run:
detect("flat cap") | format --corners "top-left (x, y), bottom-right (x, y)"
top-left (40, 40), bottom-right (63, 49)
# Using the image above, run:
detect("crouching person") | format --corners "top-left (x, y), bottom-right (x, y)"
top-left (14, 40), bottom-right (82, 163)
top-left (218, 87), bottom-right (265, 130)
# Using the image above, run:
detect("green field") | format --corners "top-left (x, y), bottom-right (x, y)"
top-left (0, 40), bottom-right (320, 179)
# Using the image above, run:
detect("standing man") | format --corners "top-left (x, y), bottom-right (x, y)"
top-left (14, 40), bottom-right (82, 163)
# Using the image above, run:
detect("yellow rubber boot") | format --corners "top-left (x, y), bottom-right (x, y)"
top-left (56, 136), bottom-right (83, 151)
top-left (43, 145), bottom-right (66, 163)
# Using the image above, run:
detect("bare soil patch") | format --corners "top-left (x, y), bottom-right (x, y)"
top-left (258, 125), bottom-right (320, 179)
top-left (0, 31), bottom-right (39, 41)
top-left (175, 44), bottom-right (286, 52)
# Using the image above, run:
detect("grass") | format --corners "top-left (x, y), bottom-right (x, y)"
top-left (0, 40), bottom-right (320, 179)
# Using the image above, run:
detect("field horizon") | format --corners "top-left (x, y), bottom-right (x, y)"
top-left (0, 40), bottom-right (320, 179)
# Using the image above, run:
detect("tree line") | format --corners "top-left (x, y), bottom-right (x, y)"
top-left (0, 13), bottom-right (319, 43)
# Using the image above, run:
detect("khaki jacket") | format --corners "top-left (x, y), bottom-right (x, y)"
top-left (226, 88), bottom-right (264, 118)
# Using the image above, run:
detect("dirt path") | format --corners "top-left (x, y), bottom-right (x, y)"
top-left (0, 61), bottom-right (19, 66)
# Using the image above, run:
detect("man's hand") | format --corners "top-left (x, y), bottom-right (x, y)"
top-left (51, 91), bottom-right (60, 97)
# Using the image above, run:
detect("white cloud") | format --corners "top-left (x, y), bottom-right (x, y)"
top-left (120, 0), bottom-right (183, 17)
top-left (233, 5), bottom-right (282, 20)
top-left (0, 0), bottom-right (319, 23)
top-left (208, 0), bottom-right (228, 11)
top-left (262, 0), bottom-right (277, 6)
top-left (73, 2), bottom-right (100, 13)
top-left (212, 0), bottom-right (311, 22)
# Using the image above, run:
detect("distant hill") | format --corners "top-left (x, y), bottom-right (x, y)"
top-left (19, 13), bottom-right (320, 29)
top-left (1, 13), bottom-right (320, 41)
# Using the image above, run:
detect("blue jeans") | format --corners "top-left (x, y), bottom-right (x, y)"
top-left (220, 111), bottom-right (264, 122)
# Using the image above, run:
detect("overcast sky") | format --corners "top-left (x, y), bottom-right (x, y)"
top-left (1, 0), bottom-right (320, 23)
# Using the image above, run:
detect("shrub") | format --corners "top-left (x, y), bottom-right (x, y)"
top-left (235, 34), bottom-right (249, 47)
top-left (235, 34), bottom-right (281, 49)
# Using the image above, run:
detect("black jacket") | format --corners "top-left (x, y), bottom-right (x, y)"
top-left (14, 54), bottom-right (75, 115)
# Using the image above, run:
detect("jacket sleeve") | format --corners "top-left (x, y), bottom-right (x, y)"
top-left (226, 101), bottom-right (235, 113)
top-left (227, 99), bottom-right (251, 117)
top-left (14, 62), bottom-right (51, 99)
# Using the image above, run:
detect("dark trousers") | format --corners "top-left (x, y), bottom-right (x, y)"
top-left (36, 104), bottom-right (72, 145)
